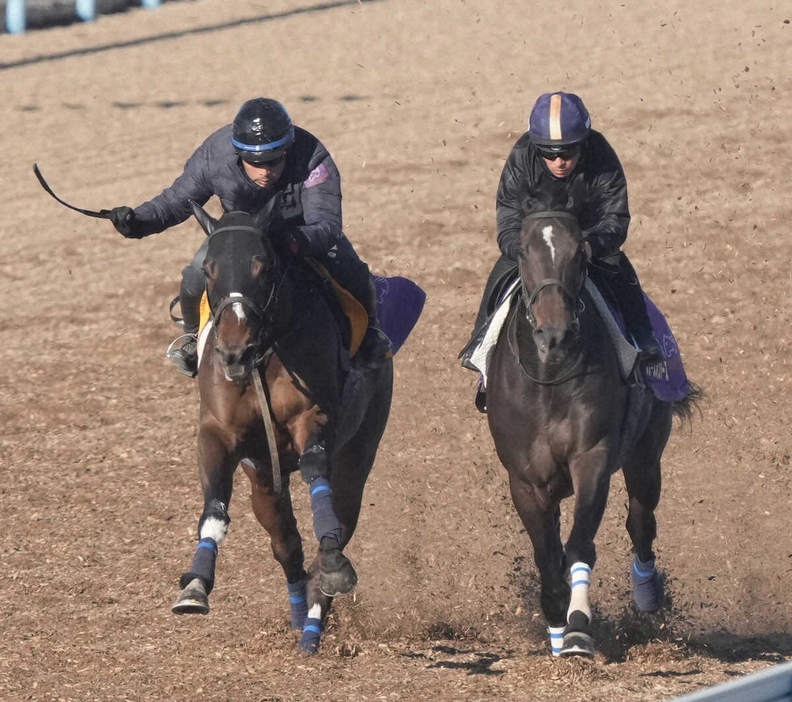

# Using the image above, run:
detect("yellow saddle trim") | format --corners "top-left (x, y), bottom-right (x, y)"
top-left (197, 259), bottom-right (367, 357)
top-left (199, 293), bottom-right (211, 335)
top-left (305, 258), bottom-right (367, 356)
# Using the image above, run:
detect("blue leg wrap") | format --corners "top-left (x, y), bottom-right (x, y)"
top-left (179, 537), bottom-right (218, 593)
top-left (287, 579), bottom-right (308, 630)
top-left (309, 477), bottom-right (343, 545)
top-left (631, 555), bottom-right (664, 612)
top-left (298, 616), bottom-right (323, 655)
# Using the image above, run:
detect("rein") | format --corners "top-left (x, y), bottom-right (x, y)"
top-left (252, 365), bottom-right (282, 496)
top-left (508, 299), bottom-right (586, 386)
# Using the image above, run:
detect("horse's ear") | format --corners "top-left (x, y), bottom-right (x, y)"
top-left (190, 200), bottom-right (217, 236)
top-left (252, 193), bottom-right (281, 232)
top-left (519, 185), bottom-right (549, 216)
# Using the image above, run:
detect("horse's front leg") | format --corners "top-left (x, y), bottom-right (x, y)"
top-left (561, 445), bottom-right (614, 656)
top-left (240, 460), bottom-right (310, 635)
top-left (507, 474), bottom-right (570, 656)
top-left (172, 425), bottom-right (237, 615)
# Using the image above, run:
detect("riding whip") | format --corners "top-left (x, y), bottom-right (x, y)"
top-left (32, 164), bottom-right (111, 219)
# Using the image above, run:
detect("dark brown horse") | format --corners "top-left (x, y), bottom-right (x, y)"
top-left (171, 201), bottom-right (393, 655)
top-left (485, 204), bottom-right (699, 657)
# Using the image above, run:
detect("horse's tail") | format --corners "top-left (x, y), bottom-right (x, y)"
top-left (671, 380), bottom-right (704, 427)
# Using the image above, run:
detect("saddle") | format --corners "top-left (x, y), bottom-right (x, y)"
top-left (463, 267), bottom-right (690, 403)
top-left (196, 257), bottom-right (368, 359)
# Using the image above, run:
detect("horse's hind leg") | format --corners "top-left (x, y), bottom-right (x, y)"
top-left (299, 384), bottom-right (390, 654)
top-left (299, 446), bottom-right (374, 656)
top-left (508, 476), bottom-right (570, 656)
top-left (297, 441), bottom-right (360, 599)
top-left (241, 462), bottom-right (308, 631)
top-left (622, 402), bottom-right (673, 612)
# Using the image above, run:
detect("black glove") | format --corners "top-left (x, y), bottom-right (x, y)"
top-left (108, 206), bottom-right (142, 239)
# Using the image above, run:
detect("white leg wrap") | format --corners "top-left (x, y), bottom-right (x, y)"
top-left (200, 516), bottom-right (229, 545)
top-left (567, 561), bottom-right (592, 623)
top-left (548, 626), bottom-right (566, 656)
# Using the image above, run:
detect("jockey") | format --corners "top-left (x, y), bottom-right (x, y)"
top-left (108, 97), bottom-right (391, 377)
top-left (461, 91), bottom-right (664, 370)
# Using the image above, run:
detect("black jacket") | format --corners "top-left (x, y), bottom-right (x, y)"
top-left (133, 125), bottom-right (343, 256)
top-left (495, 129), bottom-right (630, 261)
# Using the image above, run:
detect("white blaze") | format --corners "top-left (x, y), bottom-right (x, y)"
top-left (542, 225), bottom-right (556, 265)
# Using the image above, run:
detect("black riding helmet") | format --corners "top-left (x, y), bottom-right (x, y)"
top-left (232, 98), bottom-right (295, 164)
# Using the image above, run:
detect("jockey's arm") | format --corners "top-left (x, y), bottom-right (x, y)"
top-left (132, 147), bottom-right (214, 238)
top-left (580, 158), bottom-right (630, 260)
top-left (286, 150), bottom-right (345, 257)
top-left (495, 149), bottom-right (531, 261)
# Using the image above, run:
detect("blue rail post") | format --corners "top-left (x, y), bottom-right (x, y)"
top-left (75, 0), bottom-right (97, 22)
top-left (6, 0), bottom-right (26, 34)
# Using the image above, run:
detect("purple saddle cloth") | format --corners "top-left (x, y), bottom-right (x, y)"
top-left (374, 275), bottom-right (426, 355)
top-left (607, 292), bottom-right (691, 402)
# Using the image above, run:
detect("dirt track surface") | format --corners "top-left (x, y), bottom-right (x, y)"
top-left (1, 1), bottom-right (791, 700)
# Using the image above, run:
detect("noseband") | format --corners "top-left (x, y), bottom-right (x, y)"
top-left (515, 210), bottom-right (587, 385)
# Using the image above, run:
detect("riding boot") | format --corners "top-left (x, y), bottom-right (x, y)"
top-left (169, 279), bottom-right (202, 378)
top-left (357, 277), bottom-right (391, 362)
top-left (609, 254), bottom-right (664, 361)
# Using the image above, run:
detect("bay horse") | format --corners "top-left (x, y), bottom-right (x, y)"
top-left (485, 200), bottom-right (699, 657)
top-left (171, 200), bottom-right (393, 655)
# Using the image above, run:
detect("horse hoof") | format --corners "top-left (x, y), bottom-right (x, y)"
top-left (319, 547), bottom-right (358, 597)
top-left (171, 577), bottom-right (210, 615)
top-left (559, 631), bottom-right (595, 657)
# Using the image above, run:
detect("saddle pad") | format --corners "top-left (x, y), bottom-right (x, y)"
top-left (196, 319), bottom-right (213, 371)
top-left (469, 278), bottom-right (520, 387)
top-left (194, 273), bottom-right (426, 369)
top-left (373, 275), bottom-right (426, 354)
top-left (305, 259), bottom-right (368, 357)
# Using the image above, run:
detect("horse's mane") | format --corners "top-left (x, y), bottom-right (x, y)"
top-left (218, 210), bottom-right (260, 228)
top-left (518, 180), bottom-right (576, 219)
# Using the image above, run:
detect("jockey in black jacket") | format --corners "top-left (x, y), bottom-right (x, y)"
top-left (108, 98), bottom-right (390, 377)
top-left (461, 91), bottom-right (664, 370)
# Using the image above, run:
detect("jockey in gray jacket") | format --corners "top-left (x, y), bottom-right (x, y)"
top-left (108, 98), bottom-right (390, 376)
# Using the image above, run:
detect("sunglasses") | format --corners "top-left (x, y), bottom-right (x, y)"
top-left (537, 146), bottom-right (581, 161)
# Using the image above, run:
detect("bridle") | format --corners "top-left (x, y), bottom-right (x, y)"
top-left (205, 223), bottom-right (284, 494)
top-left (514, 210), bottom-right (587, 386)
top-left (519, 210), bottom-right (586, 331)
top-left (206, 225), bottom-right (280, 367)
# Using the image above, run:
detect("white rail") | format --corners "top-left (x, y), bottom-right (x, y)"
top-left (672, 662), bottom-right (792, 702)
top-left (5, 0), bottom-right (163, 34)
